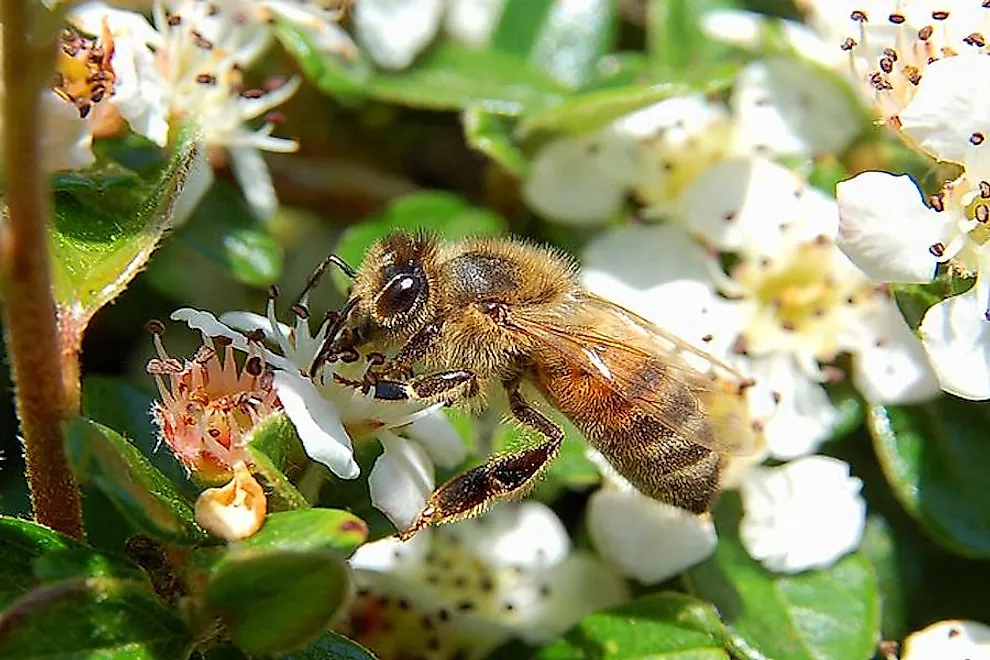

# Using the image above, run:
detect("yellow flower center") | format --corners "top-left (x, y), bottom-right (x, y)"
top-left (53, 23), bottom-right (116, 119)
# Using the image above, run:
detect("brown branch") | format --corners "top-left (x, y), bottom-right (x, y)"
top-left (0, 0), bottom-right (83, 539)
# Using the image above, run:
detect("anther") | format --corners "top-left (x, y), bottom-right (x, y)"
top-left (965, 32), bottom-right (986, 47)
top-left (929, 242), bottom-right (946, 257)
top-left (932, 10), bottom-right (949, 20)
top-left (980, 181), bottom-right (990, 198)
top-left (245, 356), bottom-right (264, 377)
top-left (268, 284), bottom-right (280, 299)
top-left (291, 303), bottom-right (309, 319)
top-left (850, 10), bottom-right (868, 22)
top-left (196, 73), bottom-right (217, 85)
top-left (971, 132), bottom-right (986, 146)
top-left (918, 25), bottom-right (934, 41)
top-left (888, 13), bottom-right (906, 24)
top-left (146, 319), bottom-right (166, 335)
top-left (841, 37), bottom-right (857, 51)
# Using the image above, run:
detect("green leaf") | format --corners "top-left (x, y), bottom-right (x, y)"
top-left (868, 398), bottom-right (990, 557)
top-left (686, 495), bottom-right (880, 660)
top-left (277, 631), bottom-right (377, 660)
top-left (859, 515), bottom-right (908, 640)
top-left (82, 376), bottom-right (193, 494)
top-left (894, 277), bottom-right (974, 329)
top-left (233, 509), bottom-right (367, 559)
top-left (0, 517), bottom-right (85, 609)
top-left (586, 52), bottom-right (650, 90)
top-left (516, 83), bottom-right (684, 140)
top-left (275, 22), bottom-right (374, 101)
top-left (463, 108), bottom-right (528, 178)
top-left (32, 548), bottom-right (149, 586)
top-left (367, 42), bottom-right (567, 115)
top-left (50, 124), bottom-right (204, 335)
top-left (646, 0), bottom-right (741, 84)
top-left (63, 417), bottom-right (207, 545)
top-left (490, 0), bottom-right (554, 57)
top-left (205, 550), bottom-right (350, 654)
top-left (537, 592), bottom-right (730, 659)
top-left (332, 191), bottom-right (507, 292)
top-left (172, 180), bottom-right (283, 287)
top-left (0, 577), bottom-right (192, 659)
top-left (244, 413), bottom-right (311, 511)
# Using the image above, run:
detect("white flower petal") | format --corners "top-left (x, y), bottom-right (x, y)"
top-left (444, 0), bottom-right (505, 47)
top-left (901, 55), bottom-right (990, 165)
top-left (39, 92), bottom-right (94, 172)
top-left (369, 430), bottom-right (434, 531)
top-left (852, 298), bottom-right (941, 405)
top-left (755, 355), bottom-right (837, 460)
top-left (218, 311), bottom-right (281, 342)
top-left (731, 58), bottom-right (860, 157)
top-left (350, 527), bottom-right (431, 571)
top-left (902, 620), bottom-right (990, 660)
top-left (272, 370), bottom-right (360, 479)
top-left (402, 411), bottom-right (466, 469)
top-left (836, 171), bottom-right (949, 283)
top-left (587, 487), bottom-right (716, 584)
top-left (739, 456), bottom-right (866, 574)
top-left (920, 286), bottom-right (990, 400)
top-left (522, 128), bottom-right (638, 224)
top-left (229, 146), bottom-right (278, 221)
top-left (262, 1), bottom-right (358, 59)
top-left (169, 308), bottom-right (295, 371)
top-left (462, 501), bottom-right (570, 570)
top-left (354, 0), bottom-right (445, 70)
top-left (702, 10), bottom-right (838, 67)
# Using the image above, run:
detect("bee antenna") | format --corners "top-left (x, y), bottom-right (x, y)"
top-left (294, 254), bottom-right (357, 307)
top-left (309, 296), bottom-right (358, 377)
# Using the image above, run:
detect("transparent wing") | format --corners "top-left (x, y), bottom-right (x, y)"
top-left (509, 291), bottom-right (759, 456)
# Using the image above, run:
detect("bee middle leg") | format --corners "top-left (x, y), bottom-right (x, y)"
top-left (353, 369), bottom-right (479, 404)
top-left (397, 377), bottom-right (563, 540)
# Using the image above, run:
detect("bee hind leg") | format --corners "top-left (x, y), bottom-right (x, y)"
top-left (397, 378), bottom-right (563, 541)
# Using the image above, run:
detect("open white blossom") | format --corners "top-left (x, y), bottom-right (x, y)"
top-left (69, 1), bottom-right (319, 219)
top-left (354, 0), bottom-right (505, 70)
top-left (902, 620), bottom-right (990, 660)
top-left (837, 55), bottom-right (990, 399)
top-left (343, 501), bottom-right (628, 658)
top-left (583, 163), bottom-right (938, 459)
top-left (585, 448), bottom-right (717, 584)
top-left (739, 455), bottom-right (866, 573)
top-left (170, 296), bottom-right (464, 533)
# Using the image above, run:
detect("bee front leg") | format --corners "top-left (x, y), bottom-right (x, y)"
top-left (354, 369), bottom-right (479, 404)
top-left (397, 377), bottom-right (563, 541)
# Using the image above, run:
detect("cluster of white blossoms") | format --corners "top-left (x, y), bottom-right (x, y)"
top-left (523, 37), bottom-right (945, 576)
top-left (38, 1), bottom-right (356, 219)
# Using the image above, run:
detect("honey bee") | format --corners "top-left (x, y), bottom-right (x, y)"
top-left (307, 231), bottom-right (758, 539)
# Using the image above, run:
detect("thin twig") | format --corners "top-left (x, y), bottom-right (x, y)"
top-left (0, 0), bottom-right (83, 538)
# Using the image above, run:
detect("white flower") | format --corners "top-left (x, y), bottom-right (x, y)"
top-left (902, 620), bottom-right (990, 660)
top-left (836, 55), bottom-right (990, 398)
top-left (584, 449), bottom-right (717, 584)
top-left (798, 0), bottom-right (990, 126)
top-left (701, 9), bottom-right (841, 68)
top-left (343, 501), bottom-right (628, 657)
top-left (738, 455), bottom-right (866, 573)
top-left (176, 295), bottom-right (465, 532)
top-left (39, 91), bottom-right (96, 172)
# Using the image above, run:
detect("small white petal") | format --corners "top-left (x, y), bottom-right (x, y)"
top-left (464, 501), bottom-right (570, 569)
top-left (272, 370), bottom-right (360, 479)
top-left (350, 527), bottom-right (431, 571)
top-left (753, 355), bottom-right (838, 460)
top-left (444, 0), bottom-right (505, 47)
top-left (262, 1), bottom-right (358, 59)
top-left (39, 92), bottom-right (94, 172)
top-left (218, 311), bottom-right (282, 343)
top-left (354, 0), bottom-right (445, 70)
top-left (902, 620), bottom-right (990, 660)
top-left (739, 456), bottom-right (866, 574)
top-left (732, 58), bottom-right (860, 157)
top-left (920, 287), bottom-right (990, 401)
top-left (587, 487), bottom-right (716, 584)
top-left (169, 308), bottom-right (295, 371)
top-left (901, 55), bottom-right (990, 165)
top-left (522, 128), bottom-right (638, 224)
top-left (613, 93), bottom-right (727, 142)
top-left (402, 411), bottom-right (466, 469)
top-left (852, 299), bottom-right (941, 405)
top-left (229, 146), bottom-right (278, 221)
top-left (701, 9), bottom-right (838, 67)
top-left (836, 172), bottom-right (950, 283)
top-left (369, 431), bottom-right (434, 531)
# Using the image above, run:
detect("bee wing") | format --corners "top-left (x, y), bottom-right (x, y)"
top-left (508, 291), bottom-right (759, 456)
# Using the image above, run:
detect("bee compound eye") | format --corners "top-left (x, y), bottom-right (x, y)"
top-left (377, 273), bottom-right (424, 318)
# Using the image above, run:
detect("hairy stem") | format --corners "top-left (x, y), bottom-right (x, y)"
top-left (0, 1), bottom-right (83, 538)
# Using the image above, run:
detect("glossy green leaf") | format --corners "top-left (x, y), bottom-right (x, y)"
top-left (0, 577), bottom-right (191, 659)
top-left (537, 592), bottom-right (730, 659)
top-left (586, 52), bottom-right (651, 90)
top-left (490, 0), bottom-right (554, 56)
top-left (332, 191), bottom-right (507, 292)
top-left (686, 495), bottom-right (880, 660)
top-left (463, 108), bottom-right (528, 177)
top-left (50, 125), bottom-right (204, 334)
top-left (859, 515), bottom-right (908, 640)
top-left (205, 550), bottom-right (350, 654)
top-left (869, 398), bottom-right (990, 557)
top-left (516, 83), bottom-right (684, 139)
top-left (277, 631), bottom-right (377, 660)
top-left (0, 517), bottom-right (85, 609)
top-left (647, 0), bottom-right (739, 80)
top-left (63, 417), bottom-right (207, 545)
top-left (247, 446), bottom-right (310, 512)
top-left (894, 277), bottom-right (974, 329)
top-left (367, 43), bottom-right (566, 115)
top-left (32, 548), bottom-right (149, 586)
top-left (275, 22), bottom-right (374, 101)
top-left (233, 508), bottom-right (367, 559)
top-left (172, 180), bottom-right (283, 287)
top-left (82, 375), bottom-right (193, 494)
